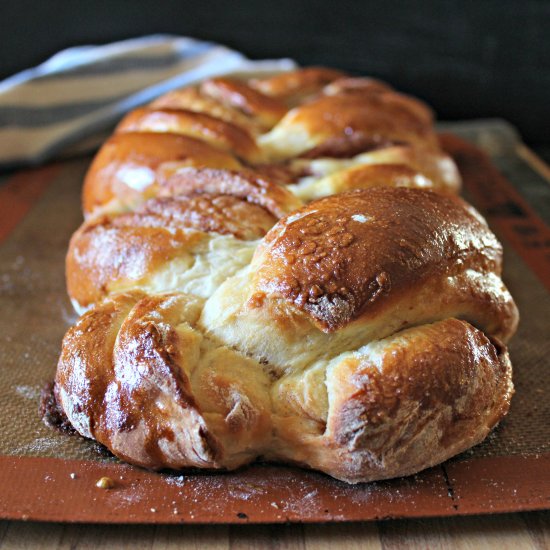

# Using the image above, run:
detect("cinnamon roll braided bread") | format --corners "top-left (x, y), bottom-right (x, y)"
top-left (54, 67), bottom-right (517, 483)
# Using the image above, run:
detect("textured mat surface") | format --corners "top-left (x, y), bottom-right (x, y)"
top-left (0, 120), bottom-right (548, 522)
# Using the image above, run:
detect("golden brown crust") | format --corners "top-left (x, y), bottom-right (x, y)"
top-left (67, 194), bottom-right (276, 308)
top-left (56, 292), bottom-right (223, 469)
top-left (251, 67), bottom-right (348, 104)
top-left (288, 145), bottom-right (461, 202)
top-left (159, 167), bottom-right (303, 218)
top-left (151, 86), bottom-right (264, 133)
top-left (56, 293), bottom-right (137, 441)
top-left (66, 213), bottom-right (201, 308)
top-left (123, 194), bottom-right (277, 238)
top-left (55, 293), bottom-right (513, 480)
top-left (55, 67), bottom-right (518, 484)
top-left (260, 91), bottom-right (439, 161)
top-left (297, 134), bottom-right (405, 159)
top-left (270, 318), bottom-right (513, 482)
top-left (83, 71), bottom-right (459, 214)
top-left (322, 79), bottom-right (435, 127)
top-left (56, 292), bottom-right (273, 469)
top-left (298, 92), bottom-right (435, 147)
top-left (200, 78), bottom-right (288, 129)
top-left (322, 76), bottom-right (394, 96)
top-left (115, 108), bottom-right (263, 163)
top-left (251, 187), bottom-right (511, 335)
top-left (82, 133), bottom-right (241, 216)
top-left (308, 162), bottom-right (445, 193)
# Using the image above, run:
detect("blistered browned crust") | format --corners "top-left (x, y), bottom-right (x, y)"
top-left (122, 194), bottom-right (278, 238)
top-left (251, 67), bottom-right (347, 103)
top-left (159, 167), bottom-right (303, 218)
top-left (82, 132), bottom-right (241, 216)
top-left (251, 187), bottom-right (517, 340)
top-left (115, 108), bottom-right (263, 163)
top-left (55, 293), bottom-right (224, 469)
top-left (270, 319), bottom-right (513, 483)
top-left (67, 194), bottom-right (276, 308)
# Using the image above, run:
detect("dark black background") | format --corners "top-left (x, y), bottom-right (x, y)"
top-left (2, 0), bottom-right (549, 144)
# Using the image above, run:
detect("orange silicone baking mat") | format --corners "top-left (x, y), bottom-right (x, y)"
top-left (0, 121), bottom-right (549, 523)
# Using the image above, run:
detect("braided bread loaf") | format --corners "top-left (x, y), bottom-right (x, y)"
top-left (55, 67), bottom-right (517, 483)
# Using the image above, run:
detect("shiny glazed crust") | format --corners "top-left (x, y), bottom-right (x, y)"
top-left (55, 67), bottom-right (518, 483)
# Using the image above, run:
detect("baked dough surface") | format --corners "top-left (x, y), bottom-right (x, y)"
top-left (55, 67), bottom-right (517, 483)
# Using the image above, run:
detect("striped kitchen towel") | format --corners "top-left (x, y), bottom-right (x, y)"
top-left (0, 34), bottom-right (295, 168)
